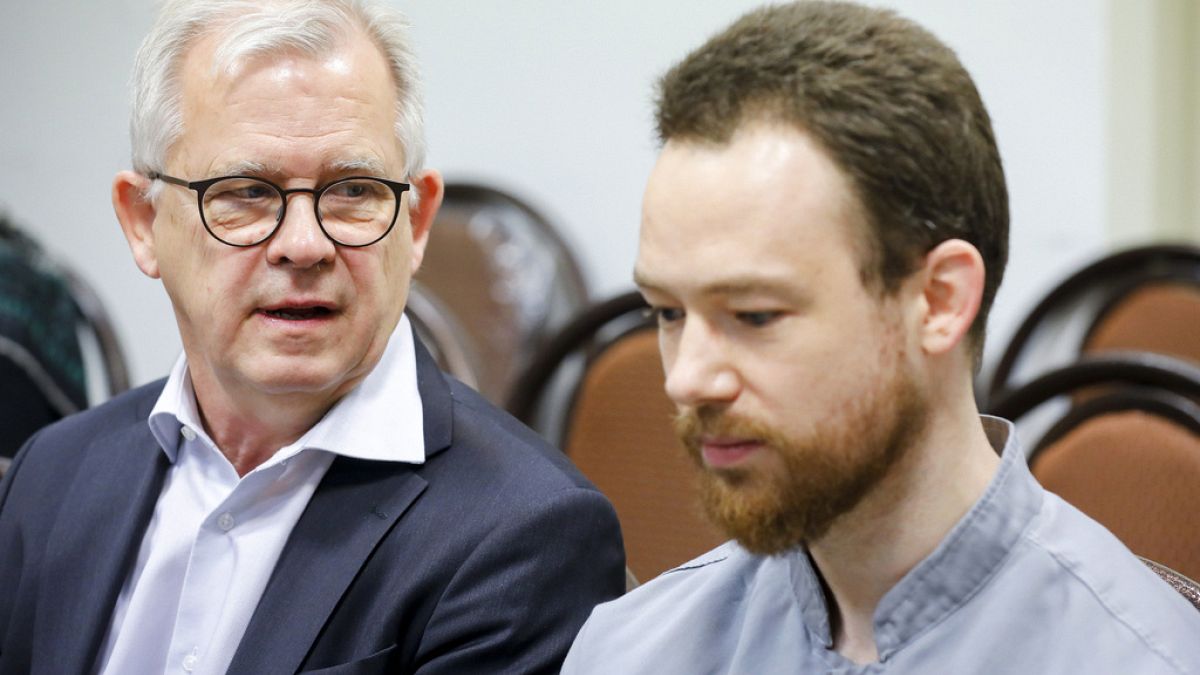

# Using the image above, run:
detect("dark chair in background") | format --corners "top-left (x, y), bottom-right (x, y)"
top-left (987, 353), bottom-right (1200, 580)
top-left (1, 214), bottom-right (129, 461)
top-left (510, 291), bottom-right (726, 583)
top-left (985, 243), bottom-right (1200, 406)
top-left (417, 183), bottom-right (589, 405)
top-left (405, 281), bottom-right (481, 391)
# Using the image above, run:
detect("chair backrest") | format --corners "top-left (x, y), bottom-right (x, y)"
top-left (1140, 557), bottom-right (1200, 612)
top-left (985, 243), bottom-right (1200, 406)
top-left (987, 353), bottom-right (1200, 580)
top-left (1082, 280), bottom-right (1200, 364)
top-left (417, 183), bottom-right (588, 405)
top-left (59, 265), bottom-right (131, 400)
top-left (563, 326), bottom-right (726, 581)
top-left (405, 281), bottom-right (481, 390)
top-left (987, 351), bottom-right (1200, 423)
top-left (510, 291), bottom-right (726, 582)
top-left (1031, 386), bottom-right (1200, 455)
top-left (1033, 406), bottom-right (1200, 580)
top-left (508, 291), bottom-right (650, 427)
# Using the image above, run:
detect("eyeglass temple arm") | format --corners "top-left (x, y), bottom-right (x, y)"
top-left (146, 172), bottom-right (190, 188)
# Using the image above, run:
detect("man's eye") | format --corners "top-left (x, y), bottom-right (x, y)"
top-left (735, 311), bottom-right (781, 327)
top-left (645, 307), bottom-right (685, 324)
top-left (212, 185), bottom-right (272, 202)
top-left (234, 186), bottom-right (272, 200)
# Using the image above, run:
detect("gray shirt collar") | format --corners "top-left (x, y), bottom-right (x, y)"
top-left (788, 417), bottom-right (1041, 660)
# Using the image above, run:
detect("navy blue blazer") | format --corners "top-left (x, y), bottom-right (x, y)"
top-left (0, 336), bottom-right (626, 674)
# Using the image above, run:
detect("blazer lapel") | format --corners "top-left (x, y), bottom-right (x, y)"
top-left (228, 334), bottom-right (454, 673)
top-left (34, 413), bottom-right (169, 674)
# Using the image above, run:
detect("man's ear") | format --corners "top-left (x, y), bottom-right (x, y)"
top-left (112, 170), bottom-right (162, 279)
top-left (917, 239), bottom-right (985, 356)
top-left (406, 168), bottom-right (443, 274)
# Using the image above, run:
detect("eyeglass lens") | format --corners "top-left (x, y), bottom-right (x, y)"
top-left (201, 177), bottom-right (397, 246)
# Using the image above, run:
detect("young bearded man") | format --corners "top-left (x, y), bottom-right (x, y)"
top-left (564, 2), bottom-right (1200, 672)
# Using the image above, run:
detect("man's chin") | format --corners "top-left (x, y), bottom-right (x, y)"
top-left (697, 472), bottom-right (822, 555)
top-left (236, 362), bottom-right (356, 398)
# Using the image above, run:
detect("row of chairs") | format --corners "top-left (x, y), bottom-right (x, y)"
top-left (489, 243), bottom-right (1200, 601)
top-left (973, 244), bottom-right (1200, 589)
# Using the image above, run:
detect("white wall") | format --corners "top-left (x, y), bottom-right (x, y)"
top-left (0, 1), bottom-right (1110, 388)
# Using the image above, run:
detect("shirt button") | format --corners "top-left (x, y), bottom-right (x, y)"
top-left (217, 512), bottom-right (235, 531)
top-left (182, 653), bottom-right (198, 672)
top-left (180, 426), bottom-right (197, 441)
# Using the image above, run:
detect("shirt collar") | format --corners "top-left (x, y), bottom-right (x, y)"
top-left (148, 315), bottom-right (425, 467)
top-left (789, 416), bottom-right (1043, 659)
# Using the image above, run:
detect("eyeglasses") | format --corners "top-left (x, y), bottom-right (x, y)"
top-left (148, 172), bottom-right (411, 247)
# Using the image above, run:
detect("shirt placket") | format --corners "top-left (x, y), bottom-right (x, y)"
top-left (164, 445), bottom-right (260, 674)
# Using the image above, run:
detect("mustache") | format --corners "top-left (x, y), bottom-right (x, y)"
top-left (673, 408), bottom-right (778, 447)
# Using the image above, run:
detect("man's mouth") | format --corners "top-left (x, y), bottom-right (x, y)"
top-left (260, 306), bottom-right (335, 321)
top-left (700, 438), bottom-right (765, 469)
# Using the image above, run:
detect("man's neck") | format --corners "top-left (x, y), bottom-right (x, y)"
top-left (808, 397), bottom-right (1001, 664)
top-left (189, 375), bottom-right (350, 477)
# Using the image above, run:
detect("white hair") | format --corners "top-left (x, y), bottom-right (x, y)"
top-left (130, 0), bottom-right (426, 197)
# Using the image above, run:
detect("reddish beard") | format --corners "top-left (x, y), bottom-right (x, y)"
top-left (674, 363), bottom-right (928, 555)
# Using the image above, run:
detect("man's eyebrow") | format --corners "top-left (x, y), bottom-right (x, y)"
top-left (700, 278), bottom-right (797, 296)
top-left (632, 270), bottom-right (678, 297)
top-left (329, 158), bottom-right (389, 176)
top-left (209, 158), bottom-right (390, 178)
top-left (213, 159), bottom-right (271, 176)
top-left (634, 270), bottom-right (799, 298)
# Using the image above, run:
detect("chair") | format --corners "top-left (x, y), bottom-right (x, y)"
top-left (1081, 280), bottom-right (1200, 363)
top-left (1140, 557), bottom-right (1200, 612)
top-left (987, 351), bottom-right (1200, 422)
top-left (417, 183), bottom-right (589, 406)
top-left (987, 353), bottom-right (1200, 580)
top-left (405, 281), bottom-right (481, 391)
top-left (985, 243), bottom-right (1200, 406)
top-left (508, 291), bottom-right (652, 428)
top-left (510, 291), bottom-right (727, 582)
top-left (0, 214), bottom-right (130, 457)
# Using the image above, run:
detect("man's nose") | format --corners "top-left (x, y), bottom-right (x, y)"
top-left (662, 320), bottom-right (740, 408)
top-left (265, 192), bottom-right (337, 269)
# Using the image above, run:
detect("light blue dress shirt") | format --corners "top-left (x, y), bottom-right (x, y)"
top-left (564, 417), bottom-right (1200, 674)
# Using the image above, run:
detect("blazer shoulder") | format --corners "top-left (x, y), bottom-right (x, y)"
top-left (4, 379), bottom-right (163, 483)
top-left (35, 379), bottom-right (164, 443)
top-left (439, 377), bottom-right (597, 495)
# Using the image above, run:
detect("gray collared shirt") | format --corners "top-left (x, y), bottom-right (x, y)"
top-left (564, 417), bottom-right (1200, 674)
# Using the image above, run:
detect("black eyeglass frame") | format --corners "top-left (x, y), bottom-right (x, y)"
top-left (148, 172), bottom-right (411, 248)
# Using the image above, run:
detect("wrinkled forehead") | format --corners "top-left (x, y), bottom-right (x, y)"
top-left (170, 28), bottom-right (402, 176)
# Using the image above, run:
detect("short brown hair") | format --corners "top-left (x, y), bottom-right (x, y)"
top-left (655, 1), bottom-right (1008, 355)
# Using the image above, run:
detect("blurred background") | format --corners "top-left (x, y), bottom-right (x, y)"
top-left (0, 0), bottom-right (1196, 387)
top-left (4, 0), bottom-right (1200, 584)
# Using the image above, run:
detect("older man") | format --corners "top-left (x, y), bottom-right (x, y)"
top-left (564, 2), bottom-right (1200, 673)
top-left (0, 1), bottom-right (624, 673)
